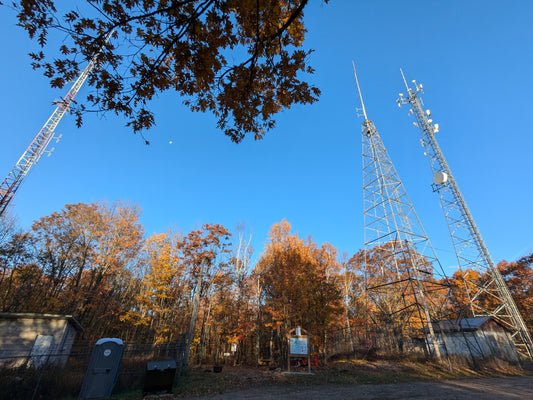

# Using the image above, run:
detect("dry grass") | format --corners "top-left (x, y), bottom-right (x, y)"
top-left (168, 357), bottom-right (530, 399)
top-left (4, 356), bottom-right (527, 399)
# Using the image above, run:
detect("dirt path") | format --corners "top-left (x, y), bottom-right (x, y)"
top-left (180, 375), bottom-right (533, 399)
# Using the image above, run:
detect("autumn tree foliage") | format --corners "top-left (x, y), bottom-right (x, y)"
top-left (0, 201), bottom-right (145, 341)
top-left (178, 223), bottom-right (231, 365)
top-left (123, 231), bottom-right (184, 343)
top-left (0, 209), bottom-right (20, 248)
top-left (12, 0), bottom-right (328, 142)
top-left (255, 219), bottom-right (342, 362)
top-left (33, 202), bottom-right (144, 334)
top-left (352, 243), bottom-right (426, 326)
top-left (445, 268), bottom-right (481, 315)
top-left (121, 223), bottom-right (231, 366)
top-left (215, 226), bottom-right (256, 364)
top-left (498, 254), bottom-right (533, 331)
top-left (439, 254), bottom-right (533, 334)
top-left (1, 202), bottom-right (530, 365)
top-left (344, 242), bottom-right (459, 355)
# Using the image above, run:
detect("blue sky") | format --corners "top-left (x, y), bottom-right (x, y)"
top-left (1, 1), bottom-right (532, 271)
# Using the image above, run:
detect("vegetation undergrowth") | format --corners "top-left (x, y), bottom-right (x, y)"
top-left (2, 356), bottom-right (529, 399)
top-left (166, 358), bottom-right (529, 399)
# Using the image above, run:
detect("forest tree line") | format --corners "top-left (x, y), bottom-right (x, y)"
top-left (0, 201), bottom-right (531, 365)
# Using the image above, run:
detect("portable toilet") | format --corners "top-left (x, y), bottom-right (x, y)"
top-left (78, 338), bottom-right (124, 400)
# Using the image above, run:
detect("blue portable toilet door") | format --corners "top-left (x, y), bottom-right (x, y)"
top-left (79, 338), bottom-right (124, 400)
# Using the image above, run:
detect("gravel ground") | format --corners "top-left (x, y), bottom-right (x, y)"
top-left (178, 375), bottom-right (533, 399)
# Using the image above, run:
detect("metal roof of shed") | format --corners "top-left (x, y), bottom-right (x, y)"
top-left (428, 316), bottom-right (508, 333)
top-left (0, 312), bottom-right (83, 332)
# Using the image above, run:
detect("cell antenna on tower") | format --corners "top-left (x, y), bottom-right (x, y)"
top-left (397, 73), bottom-right (533, 359)
top-left (354, 61), bottom-right (461, 359)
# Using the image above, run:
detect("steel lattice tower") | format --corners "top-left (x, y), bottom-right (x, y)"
top-left (397, 73), bottom-right (533, 359)
top-left (355, 64), bottom-right (456, 358)
top-left (0, 33), bottom-right (112, 218)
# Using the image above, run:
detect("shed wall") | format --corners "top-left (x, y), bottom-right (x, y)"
top-left (0, 317), bottom-right (75, 367)
top-left (435, 328), bottom-right (519, 363)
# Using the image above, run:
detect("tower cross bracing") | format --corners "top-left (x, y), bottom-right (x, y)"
top-left (397, 75), bottom-right (533, 359)
top-left (355, 63), bottom-right (459, 358)
top-left (0, 32), bottom-right (113, 218)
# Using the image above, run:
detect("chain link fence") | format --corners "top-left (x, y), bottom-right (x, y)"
top-left (0, 339), bottom-right (186, 400)
top-left (326, 325), bottom-right (429, 361)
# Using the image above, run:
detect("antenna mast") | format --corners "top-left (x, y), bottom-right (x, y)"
top-left (0, 33), bottom-right (112, 217)
top-left (397, 76), bottom-right (533, 359)
top-left (355, 63), bottom-right (454, 359)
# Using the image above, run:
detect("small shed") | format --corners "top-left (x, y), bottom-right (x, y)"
top-left (0, 312), bottom-right (83, 368)
top-left (427, 316), bottom-right (519, 363)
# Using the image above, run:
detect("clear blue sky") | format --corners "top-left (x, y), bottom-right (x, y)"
top-left (1, 1), bottom-right (532, 271)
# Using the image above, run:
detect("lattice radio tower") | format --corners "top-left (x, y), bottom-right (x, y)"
top-left (397, 73), bottom-right (533, 359)
top-left (355, 63), bottom-right (459, 358)
top-left (0, 33), bottom-right (112, 218)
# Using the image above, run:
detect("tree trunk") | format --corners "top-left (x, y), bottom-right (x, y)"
top-left (183, 259), bottom-right (206, 368)
top-left (345, 309), bottom-right (355, 354)
top-left (198, 296), bottom-right (212, 367)
top-left (255, 309), bottom-right (261, 365)
top-left (269, 328), bottom-right (273, 362)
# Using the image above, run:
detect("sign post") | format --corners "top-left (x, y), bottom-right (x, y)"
top-left (286, 327), bottom-right (311, 373)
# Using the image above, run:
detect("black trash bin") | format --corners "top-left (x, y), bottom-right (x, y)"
top-left (143, 360), bottom-right (177, 395)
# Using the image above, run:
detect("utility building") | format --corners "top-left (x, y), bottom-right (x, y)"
top-left (0, 312), bottom-right (83, 367)
top-left (428, 317), bottom-right (520, 363)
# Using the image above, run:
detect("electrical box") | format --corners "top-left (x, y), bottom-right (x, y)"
top-left (143, 360), bottom-right (177, 395)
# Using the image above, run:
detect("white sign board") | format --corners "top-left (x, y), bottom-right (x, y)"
top-left (289, 337), bottom-right (308, 355)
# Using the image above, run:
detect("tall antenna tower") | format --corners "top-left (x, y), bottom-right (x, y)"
top-left (0, 33), bottom-right (112, 218)
top-left (355, 63), bottom-right (453, 358)
top-left (397, 74), bottom-right (533, 359)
